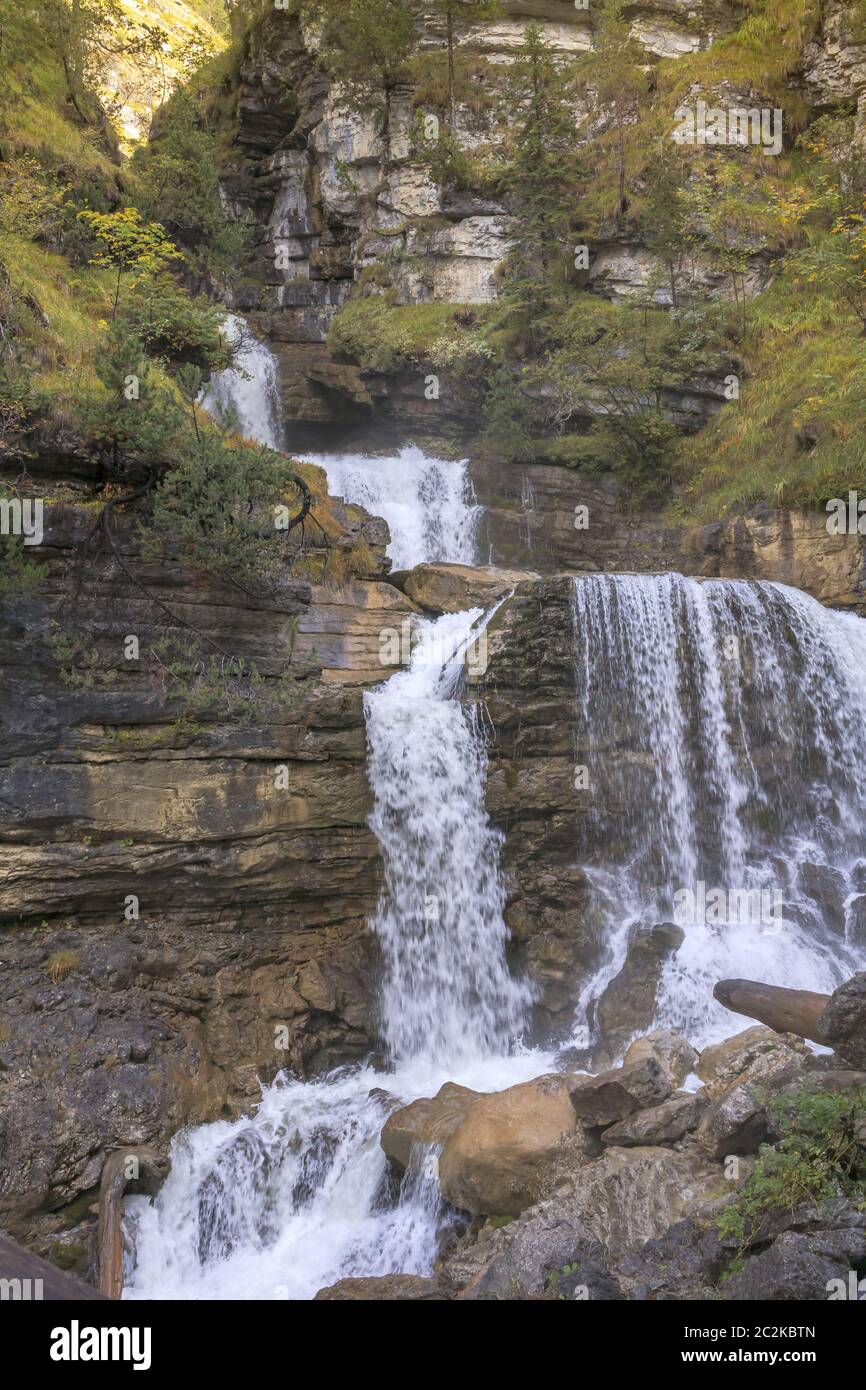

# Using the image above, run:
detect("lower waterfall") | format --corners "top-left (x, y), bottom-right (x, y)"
top-left (571, 574), bottom-right (866, 1051)
top-left (123, 608), bottom-right (544, 1301)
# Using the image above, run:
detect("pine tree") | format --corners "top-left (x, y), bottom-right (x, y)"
top-left (573, 0), bottom-right (647, 229)
top-left (496, 21), bottom-right (581, 350)
top-left (303, 0), bottom-right (416, 143)
top-left (429, 0), bottom-right (501, 130)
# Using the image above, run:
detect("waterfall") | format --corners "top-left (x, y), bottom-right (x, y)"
top-left (305, 445), bottom-right (481, 569)
top-left (200, 313), bottom-right (285, 451)
top-left (571, 574), bottom-right (866, 1050)
top-left (365, 609), bottom-right (533, 1067)
top-left (124, 607), bottom-right (541, 1301)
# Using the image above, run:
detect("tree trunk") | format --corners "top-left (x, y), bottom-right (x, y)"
top-left (714, 978), bottom-right (831, 1044)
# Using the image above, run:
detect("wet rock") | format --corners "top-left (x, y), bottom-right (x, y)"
top-left (380, 1083), bottom-right (480, 1170)
top-left (438, 1074), bottom-right (582, 1217)
top-left (394, 563), bottom-right (538, 615)
top-left (623, 1029), bottom-right (698, 1090)
top-left (819, 972), bottom-right (866, 1069)
top-left (847, 895), bottom-right (866, 949)
top-left (591, 924), bottom-right (685, 1061)
top-left (569, 1058), bottom-right (671, 1128)
top-left (601, 1093), bottom-right (706, 1148)
top-left (799, 862), bottom-right (848, 935)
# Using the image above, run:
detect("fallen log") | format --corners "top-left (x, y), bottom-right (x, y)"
top-left (713, 978), bottom-right (831, 1045)
top-left (98, 1146), bottom-right (167, 1299)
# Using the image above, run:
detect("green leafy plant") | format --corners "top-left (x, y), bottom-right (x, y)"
top-left (716, 1087), bottom-right (866, 1259)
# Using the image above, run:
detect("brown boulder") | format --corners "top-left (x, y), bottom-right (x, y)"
top-left (438, 1073), bottom-right (581, 1217)
top-left (380, 1083), bottom-right (480, 1169)
top-left (623, 1029), bottom-right (698, 1090)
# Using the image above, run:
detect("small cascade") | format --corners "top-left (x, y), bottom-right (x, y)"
top-left (365, 609), bottom-right (534, 1067)
top-left (305, 445), bottom-right (481, 569)
top-left (200, 313), bottom-right (285, 451)
top-left (124, 607), bottom-right (541, 1301)
top-left (571, 573), bottom-right (866, 1050)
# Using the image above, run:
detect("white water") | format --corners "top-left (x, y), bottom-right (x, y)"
top-left (571, 574), bottom-right (866, 1051)
top-left (200, 313), bottom-right (285, 451)
top-left (305, 445), bottom-right (481, 569)
top-left (125, 607), bottom-right (544, 1301)
top-left (132, 311), bottom-right (866, 1294)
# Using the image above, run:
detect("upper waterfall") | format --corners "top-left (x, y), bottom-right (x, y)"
top-left (306, 446), bottom-right (481, 570)
top-left (200, 313), bottom-right (285, 451)
top-left (571, 573), bottom-right (866, 1050)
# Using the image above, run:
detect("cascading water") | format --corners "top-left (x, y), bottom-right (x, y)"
top-left (306, 445), bottom-right (481, 569)
top-left (365, 609), bottom-right (533, 1066)
top-left (123, 607), bottom-right (542, 1301)
top-left (571, 573), bottom-right (866, 1051)
top-left (200, 313), bottom-right (285, 451)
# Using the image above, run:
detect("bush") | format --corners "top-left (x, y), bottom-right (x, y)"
top-left (716, 1086), bottom-right (866, 1257)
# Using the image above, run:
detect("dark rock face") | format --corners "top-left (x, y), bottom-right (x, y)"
top-left (467, 577), bottom-right (591, 1034)
top-left (0, 499), bottom-right (411, 1239)
top-left (569, 1060), bottom-right (672, 1128)
top-left (591, 924), bottom-right (685, 1064)
top-left (614, 1217), bottom-right (729, 1301)
top-left (720, 1200), bottom-right (866, 1302)
top-left (819, 973), bottom-right (866, 1070)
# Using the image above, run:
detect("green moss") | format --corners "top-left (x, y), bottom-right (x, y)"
top-left (327, 294), bottom-right (494, 374)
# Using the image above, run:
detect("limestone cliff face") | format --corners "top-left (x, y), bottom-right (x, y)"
top-left (217, 0), bottom-right (744, 443)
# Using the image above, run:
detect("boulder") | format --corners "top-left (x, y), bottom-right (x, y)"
top-left (592, 923), bottom-right (685, 1061)
top-left (314, 1275), bottom-right (450, 1301)
top-left (569, 1057), bottom-right (671, 1127)
top-left (623, 1029), bottom-right (698, 1089)
top-left (696, 1038), bottom-right (811, 1160)
top-left (550, 1146), bottom-right (725, 1252)
top-left (452, 1203), bottom-right (608, 1300)
top-left (614, 1216), bottom-right (730, 1301)
top-left (720, 1223), bottom-right (866, 1301)
top-left (394, 563), bottom-right (538, 615)
top-left (600, 1093), bottom-right (706, 1148)
top-left (819, 972), bottom-right (866, 1069)
top-left (380, 1083), bottom-right (480, 1169)
top-left (696, 1026), bottom-right (809, 1091)
top-left (438, 1073), bottom-right (581, 1217)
